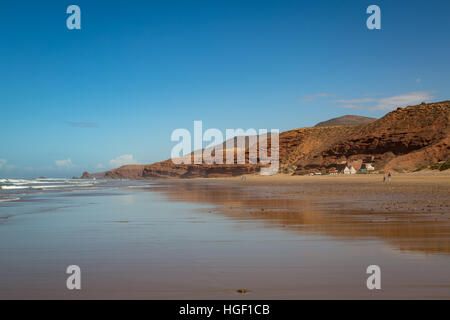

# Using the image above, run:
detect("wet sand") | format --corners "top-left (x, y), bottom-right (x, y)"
top-left (197, 172), bottom-right (450, 213)
top-left (150, 173), bottom-right (450, 255)
top-left (0, 174), bottom-right (449, 299)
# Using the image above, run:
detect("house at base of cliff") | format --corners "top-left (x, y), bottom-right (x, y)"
top-left (334, 163), bottom-right (347, 173)
top-left (347, 159), bottom-right (363, 171)
top-left (361, 163), bottom-right (375, 171)
top-left (344, 166), bottom-right (357, 174)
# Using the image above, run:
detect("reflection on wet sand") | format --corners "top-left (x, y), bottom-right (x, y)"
top-left (148, 180), bottom-right (450, 255)
top-left (1, 179), bottom-right (449, 299)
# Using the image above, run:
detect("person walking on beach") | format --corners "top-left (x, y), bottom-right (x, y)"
top-left (388, 172), bottom-right (391, 182)
top-left (383, 175), bottom-right (386, 183)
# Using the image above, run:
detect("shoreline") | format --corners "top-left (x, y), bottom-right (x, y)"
top-left (153, 171), bottom-right (450, 215)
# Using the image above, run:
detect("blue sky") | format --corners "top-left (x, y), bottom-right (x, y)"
top-left (1, 0), bottom-right (449, 178)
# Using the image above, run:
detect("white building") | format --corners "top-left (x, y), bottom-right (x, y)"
top-left (344, 166), bottom-right (357, 174)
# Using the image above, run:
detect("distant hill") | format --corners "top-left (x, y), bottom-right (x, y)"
top-left (83, 101), bottom-right (450, 178)
top-left (315, 115), bottom-right (377, 127)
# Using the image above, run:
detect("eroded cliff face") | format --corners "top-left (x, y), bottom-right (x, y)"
top-left (81, 171), bottom-right (93, 179)
top-left (142, 161), bottom-right (261, 178)
top-left (277, 125), bottom-right (361, 169)
top-left (84, 101), bottom-right (450, 179)
top-left (293, 101), bottom-right (449, 173)
top-left (102, 161), bottom-right (261, 179)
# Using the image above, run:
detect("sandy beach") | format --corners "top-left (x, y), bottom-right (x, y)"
top-left (205, 171), bottom-right (450, 214)
top-left (151, 172), bottom-right (450, 255)
top-left (1, 173), bottom-right (449, 299)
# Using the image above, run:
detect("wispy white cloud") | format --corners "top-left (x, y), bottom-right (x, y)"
top-left (335, 91), bottom-right (434, 111)
top-left (109, 154), bottom-right (138, 168)
top-left (66, 121), bottom-right (99, 128)
top-left (55, 158), bottom-right (75, 169)
top-left (299, 93), bottom-right (335, 102)
top-left (340, 104), bottom-right (365, 109)
top-left (334, 98), bottom-right (376, 104)
top-left (96, 163), bottom-right (106, 170)
top-left (371, 91), bottom-right (434, 110)
top-left (0, 159), bottom-right (15, 171)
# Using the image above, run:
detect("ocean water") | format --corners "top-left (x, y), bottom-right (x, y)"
top-left (0, 179), bottom-right (449, 299)
top-left (0, 178), bottom-right (99, 200)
